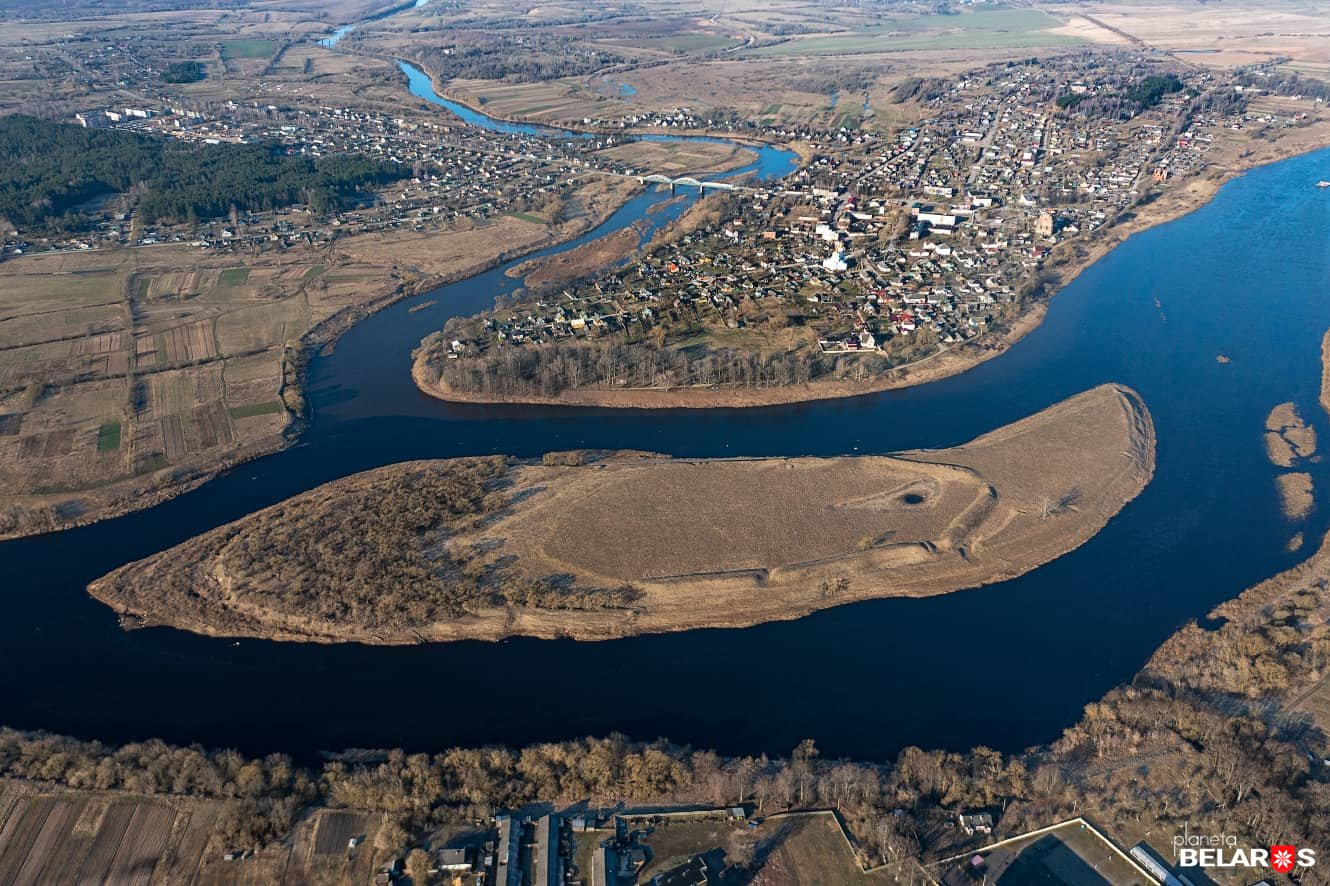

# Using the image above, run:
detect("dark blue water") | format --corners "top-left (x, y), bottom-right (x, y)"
top-left (1, 60), bottom-right (1327, 764)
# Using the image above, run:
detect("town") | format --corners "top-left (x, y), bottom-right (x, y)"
top-left (423, 53), bottom-right (1318, 401)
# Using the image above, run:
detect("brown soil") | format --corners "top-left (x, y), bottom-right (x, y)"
top-left (88, 383), bottom-right (1154, 644)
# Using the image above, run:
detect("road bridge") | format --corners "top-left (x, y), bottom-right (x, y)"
top-left (637, 173), bottom-right (738, 194)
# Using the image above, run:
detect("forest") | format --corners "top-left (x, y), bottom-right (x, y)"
top-left (416, 34), bottom-right (623, 83)
top-left (161, 61), bottom-right (206, 83)
top-left (418, 332), bottom-right (941, 398)
top-left (0, 115), bottom-right (403, 232)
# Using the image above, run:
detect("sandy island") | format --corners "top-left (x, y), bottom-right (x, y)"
top-left (88, 383), bottom-right (1154, 644)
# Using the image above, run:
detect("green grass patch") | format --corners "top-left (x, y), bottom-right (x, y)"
top-left (218, 268), bottom-right (250, 286)
top-left (96, 421), bottom-right (121, 452)
top-left (136, 278), bottom-right (150, 299)
top-left (227, 401), bottom-right (284, 419)
top-left (507, 211), bottom-right (545, 225)
top-left (221, 39), bottom-right (277, 60)
top-left (135, 453), bottom-right (169, 474)
top-left (302, 263), bottom-right (325, 280)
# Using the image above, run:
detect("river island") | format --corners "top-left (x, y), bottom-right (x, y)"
top-left (88, 383), bottom-right (1154, 643)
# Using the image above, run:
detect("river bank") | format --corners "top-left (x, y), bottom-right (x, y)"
top-left (413, 116), bottom-right (1330, 410)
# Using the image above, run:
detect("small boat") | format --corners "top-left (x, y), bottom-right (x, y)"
top-left (1319, 181), bottom-right (1330, 188)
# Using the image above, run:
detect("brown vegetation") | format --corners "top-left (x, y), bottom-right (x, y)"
top-left (506, 225), bottom-right (643, 290)
top-left (1266, 402), bottom-right (1317, 467)
top-left (88, 457), bottom-right (644, 643)
top-left (88, 383), bottom-right (1154, 644)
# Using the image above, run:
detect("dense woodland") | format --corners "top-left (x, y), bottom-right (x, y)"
top-left (421, 337), bottom-right (847, 397)
top-left (161, 60), bottom-right (206, 83)
top-left (95, 458), bottom-right (642, 632)
top-left (417, 35), bottom-right (622, 83)
top-left (0, 115), bottom-right (403, 232)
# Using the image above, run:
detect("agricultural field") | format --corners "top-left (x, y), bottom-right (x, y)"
top-left (0, 780), bottom-right (393, 885)
top-left (752, 9), bottom-right (1082, 57)
top-left (1053, 0), bottom-right (1330, 67)
top-left (440, 78), bottom-right (614, 126)
top-left (596, 33), bottom-right (741, 55)
top-left (0, 785), bottom-right (176, 885)
top-left (612, 56), bottom-right (945, 133)
top-left (0, 173), bottom-right (639, 539)
top-left (220, 39), bottom-right (277, 60)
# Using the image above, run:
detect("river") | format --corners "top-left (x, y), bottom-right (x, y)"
top-left (1, 44), bottom-right (1329, 766)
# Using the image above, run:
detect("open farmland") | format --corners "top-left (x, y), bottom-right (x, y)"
top-left (1053, 1), bottom-right (1330, 67)
top-left (0, 174), bottom-right (639, 539)
top-left (0, 788), bottom-right (175, 885)
top-left (440, 78), bottom-right (614, 125)
top-left (0, 779), bottom-right (393, 885)
top-left (752, 9), bottom-right (1082, 57)
top-left (88, 384), bottom-right (1155, 644)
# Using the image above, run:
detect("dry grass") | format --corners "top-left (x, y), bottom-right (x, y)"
top-left (1276, 473), bottom-right (1314, 521)
top-left (434, 384), bottom-right (1154, 642)
top-left (88, 384), bottom-right (1155, 644)
top-left (594, 139), bottom-right (756, 176)
top-left (750, 812), bottom-right (901, 885)
top-left (508, 226), bottom-right (642, 289)
top-left (1265, 401), bottom-right (1317, 468)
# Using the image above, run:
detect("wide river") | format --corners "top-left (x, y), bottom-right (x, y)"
top-left (2, 58), bottom-right (1328, 765)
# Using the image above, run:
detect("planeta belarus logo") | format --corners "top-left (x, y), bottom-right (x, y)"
top-left (1271, 846), bottom-right (1298, 874)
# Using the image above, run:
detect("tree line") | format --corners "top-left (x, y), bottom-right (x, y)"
top-left (417, 335), bottom-right (895, 398)
top-left (0, 114), bottom-right (403, 233)
top-left (417, 34), bottom-right (623, 83)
